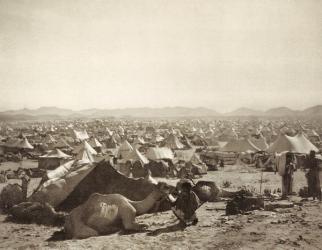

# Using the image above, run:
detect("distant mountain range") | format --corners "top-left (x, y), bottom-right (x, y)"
top-left (0, 105), bottom-right (322, 120)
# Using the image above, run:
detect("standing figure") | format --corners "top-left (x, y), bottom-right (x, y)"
top-left (19, 170), bottom-right (30, 201)
top-left (282, 152), bottom-right (296, 199)
top-left (306, 150), bottom-right (321, 201)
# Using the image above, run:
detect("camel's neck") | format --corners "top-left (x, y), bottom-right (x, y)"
top-left (130, 190), bottom-right (161, 216)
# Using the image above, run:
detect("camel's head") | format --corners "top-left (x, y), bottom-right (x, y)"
top-left (153, 182), bottom-right (172, 198)
top-left (143, 169), bottom-right (158, 185)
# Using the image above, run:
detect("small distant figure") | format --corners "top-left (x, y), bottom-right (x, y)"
top-left (219, 160), bottom-right (224, 168)
top-left (18, 170), bottom-right (30, 201)
top-left (305, 150), bottom-right (321, 201)
top-left (170, 180), bottom-right (200, 226)
top-left (282, 152), bottom-right (296, 199)
top-left (0, 171), bottom-right (7, 183)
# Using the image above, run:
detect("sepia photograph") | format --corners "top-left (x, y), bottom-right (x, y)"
top-left (0, 0), bottom-right (322, 249)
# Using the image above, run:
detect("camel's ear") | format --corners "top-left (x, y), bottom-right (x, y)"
top-left (146, 169), bottom-right (152, 177)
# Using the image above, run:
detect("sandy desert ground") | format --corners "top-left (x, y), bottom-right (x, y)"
top-left (1, 164), bottom-right (322, 250)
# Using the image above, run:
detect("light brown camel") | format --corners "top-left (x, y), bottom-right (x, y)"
top-left (64, 182), bottom-right (171, 239)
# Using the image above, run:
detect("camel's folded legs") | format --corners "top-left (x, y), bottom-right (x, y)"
top-left (65, 206), bottom-right (99, 239)
top-left (122, 210), bottom-right (148, 231)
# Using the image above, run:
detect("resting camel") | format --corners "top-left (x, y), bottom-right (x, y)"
top-left (0, 171), bottom-right (30, 211)
top-left (64, 182), bottom-right (171, 239)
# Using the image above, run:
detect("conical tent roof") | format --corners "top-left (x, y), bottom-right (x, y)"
top-left (117, 140), bottom-right (134, 158)
top-left (146, 147), bottom-right (174, 160)
top-left (221, 138), bottom-right (260, 152)
top-left (19, 138), bottom-right (34, 149)
top-left (267, 133), bottom-right (318, 154)
top-left (162, 134), bottom-right (184, 149)
top-left (175, 149), bottom-right (197, 162)
top-left (54, 138), bottom-right (72, 149)
top-left (44, 134), bottom-right (57, 144)
top-left (249, 136), bottom-right (269, 151)
top-left (75, 148), bottom-right (95, 164)
top-left (40, 148), bottom-right (71, 159)
top-left (124, 149), bottom-right (149, 164)
top-left (294, 132), bottom-right (319, 153)
top-left (73, 141), bottom-right (97, 155)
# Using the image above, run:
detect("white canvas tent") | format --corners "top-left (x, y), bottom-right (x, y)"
top-left (267, 133), bottom-right (318, 154)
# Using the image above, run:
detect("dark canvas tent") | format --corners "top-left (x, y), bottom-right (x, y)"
top-left (30, 160), bottom-right (171, 212)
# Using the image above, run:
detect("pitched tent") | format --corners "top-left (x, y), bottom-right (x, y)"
top-left (74, 146), bottom-right (95, 164)
top-left (43, 134), bottom-right (56, 144)
top-left (267, 133), bottom-right (318, 154)
top-left (249, 136), bottom-right (269, 151)
top-left (117, 140), bottom-right (134, 159)
top-left (146, 147), bottom-right (174, 161)
top-left (54, 138), bottom-right (72, 150)
top-left (175, 149), bottom-right (204, 165)
top-left (191, 134), bottom-right (208, 146)
top-left (4, 137), bottom-right (34, 151)
top-left (40, 148), bottom-right (71, 159)
top-left (18, 138), bottom-right (34, 149)
top-left (72, 129), bottom-right (89, 141)
top-left (73, 140), bottom-right (97, 156)
top-left (161, 134), bottom-right (184, 150)
top-left (181, 136), bottom-right (194, 149)
top-left (29, 160), bottom-right (169, 212)
top-left (38, 149), bottom-right (72, 170)
top-left (88, 137), bottom-right (103, 153)
top-left (220, 138), bottom-right (260, 153)
top-left (294, 132), bottom-right (319, 153)
top-left (123, 148), bottom-right (149, 165)
top-left (105, 136), bottom-right (118, 149)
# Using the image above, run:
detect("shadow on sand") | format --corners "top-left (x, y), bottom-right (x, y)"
top-left (47, 228), bottom-right (149, 241)
top-left (47, 230), bottom-right (66, 241)
top-left (147, 222), bottom-right (186, 236)
top-left (47, 221), bottom-right (186, 241)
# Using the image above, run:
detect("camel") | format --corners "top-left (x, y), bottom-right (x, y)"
top-left (64, 182), bottom-right (171, 239)
top-left (0, 171), bottom-right (30, 211)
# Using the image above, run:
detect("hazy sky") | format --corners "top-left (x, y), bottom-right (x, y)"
top-left (0, 0), bottom-right (321, 112)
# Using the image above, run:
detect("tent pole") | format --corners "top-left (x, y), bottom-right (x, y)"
top-left (259, 169), bottom-right (263, 195)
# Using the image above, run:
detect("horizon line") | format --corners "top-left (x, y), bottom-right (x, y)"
top-left (1, 104), bottom-right (321, 114)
